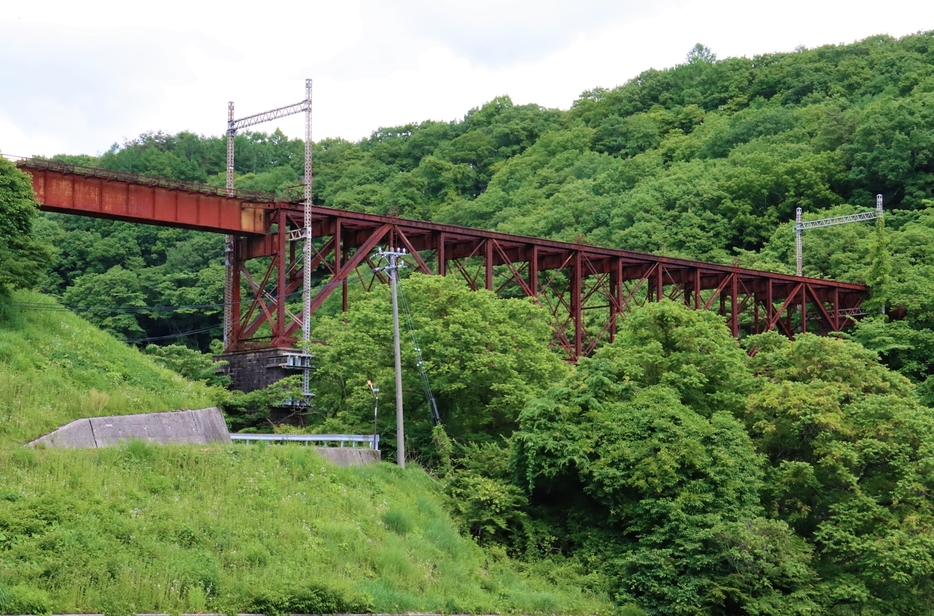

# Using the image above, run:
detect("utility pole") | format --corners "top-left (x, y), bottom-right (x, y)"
top-left (367, 380), bottom-right (379, 451)
top-left (374, 248), bottom-right (407, 468)
top-left (795, 195), bottom-right (884, 277)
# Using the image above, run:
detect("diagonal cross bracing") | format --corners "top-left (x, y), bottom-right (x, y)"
top-left (17, 160), bottom-right (868, 361)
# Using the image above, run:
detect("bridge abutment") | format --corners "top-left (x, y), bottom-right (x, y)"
top-left (215, 347), bottom-right (313, 394)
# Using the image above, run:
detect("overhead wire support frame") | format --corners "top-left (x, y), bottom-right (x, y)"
top-left (795, 194), bottom-right (883, 277)
top-left (226, 80), bottom-right (314, 401)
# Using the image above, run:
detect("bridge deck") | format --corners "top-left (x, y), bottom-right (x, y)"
top-left (17, 158), bottom-right (867, 358)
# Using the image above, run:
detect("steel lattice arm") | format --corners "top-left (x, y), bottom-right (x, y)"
top-left (796, 210), bottom-right (880, 230)
top-left (228, 100), bottom-right (308, 133)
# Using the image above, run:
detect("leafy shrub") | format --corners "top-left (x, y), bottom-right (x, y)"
top-left (0, 584), bottom-right (52, 616)
top-left (143, 343), bottom-right (230, 387)
top-left (246, 582), bottom-right (373, 615)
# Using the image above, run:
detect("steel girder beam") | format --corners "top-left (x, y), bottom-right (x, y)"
top-left (236, 211), bottom-right (867, 359)
top-left (17, 160), bottom-right (867, 359)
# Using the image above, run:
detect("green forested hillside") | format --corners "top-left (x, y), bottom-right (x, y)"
top-left (32, 32), bottom-right (934, 389)
top-left (6, 30), bottom-right (934, 616)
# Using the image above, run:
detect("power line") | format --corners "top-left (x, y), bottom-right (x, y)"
top-left (123, 326), bottom-right (217, 344)
top-left (398, 279), bottom-right (441, 426)
top-left (6, 291), bottom-right (306, 315)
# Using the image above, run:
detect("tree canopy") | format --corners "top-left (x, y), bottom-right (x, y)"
top-left (0, 157), bottom-right (49, 298)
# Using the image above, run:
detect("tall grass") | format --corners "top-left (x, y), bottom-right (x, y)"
top-left (0, 443), bottom-right (610, 614)
top-left (0, 291), bottom-right (218, 448)
top-left (0, 292), bottom-right (610, 613)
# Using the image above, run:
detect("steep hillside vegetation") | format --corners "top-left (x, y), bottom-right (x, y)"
top-left (0, 293), bottom-right (609, 615)
top-left (0, 290), bottom-right (218, 449)
top-left (32, 32), bottom-right (934, 394)
top-left (0, 443), bottom-right (609, 615)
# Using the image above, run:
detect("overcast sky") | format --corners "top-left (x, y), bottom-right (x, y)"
top-left (2, 0), bottom-right (933, 159)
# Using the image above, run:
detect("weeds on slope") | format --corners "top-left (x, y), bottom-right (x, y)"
top-left (0, 442), bottom-right (610, 615)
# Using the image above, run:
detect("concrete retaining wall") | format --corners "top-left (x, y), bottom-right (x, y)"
top-left (314, 447), bottom-right (381, 466)
top-left (30, 408), bottom-right (231, 448)
top-left (30, 409), bottom-right (380, 467)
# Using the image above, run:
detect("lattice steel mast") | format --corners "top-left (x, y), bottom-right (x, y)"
top-left (225, 81), bottom-right (314, 400)
top-left (795, 194), bottom-right (884, 276)
top-left (302, 79), bottom-right (313, 397)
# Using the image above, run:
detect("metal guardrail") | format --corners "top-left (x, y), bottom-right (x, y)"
top-left (230, 433), bottom-right (379, 449)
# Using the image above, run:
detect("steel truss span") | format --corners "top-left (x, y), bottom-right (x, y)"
top-left (19, 159), bottom-right (867, 361)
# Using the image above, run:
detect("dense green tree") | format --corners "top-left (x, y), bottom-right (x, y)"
top-left (308, 274), bottom-right (568, 462)
top-left (514, 302), bottom-right (817, 615)
top-left (745, 332), bottom-right (934, 613)
top-left (0, 157), bottom-right (49, 298)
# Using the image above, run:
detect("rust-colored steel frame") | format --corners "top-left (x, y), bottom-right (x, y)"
top-left (21, 159), bottom-right (269, 235)
top-left (233, 204), bottom-right (866, 359)
top-left (18, 160), bottom-right (867, 360)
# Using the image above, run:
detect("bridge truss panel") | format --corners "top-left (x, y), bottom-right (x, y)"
top-left (231, 205), bottom-right (867, 360)
top-left (17, 160), bottom-right (867, 361)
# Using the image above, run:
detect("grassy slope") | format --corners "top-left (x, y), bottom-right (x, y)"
top-left (0, 444), bottom-right (607, 615)
top-left (0, 291), bottom-right (219, 449)
top-left (0, 291), bottom-right (610, 614)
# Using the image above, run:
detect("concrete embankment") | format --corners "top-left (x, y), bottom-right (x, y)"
top-left (28, 408), bottom-right (380, 466)
top-left (29, 408), bottom-right (231, 448)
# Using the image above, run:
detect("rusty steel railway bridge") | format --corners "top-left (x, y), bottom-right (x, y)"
top-left (18, 158), bottom-right (867, 388)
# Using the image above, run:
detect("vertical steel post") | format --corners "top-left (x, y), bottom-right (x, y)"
top-left (800, 284), bottom-right (808, 334)
top-left (609, 260), bottom-right (618, 342)
top-left (437, 233), bottom-right (446, 276)
top-left (485, 240), bottom-right (493, 291)
top-left (224, 101), bottom-right (235, 349)
top-left (391, 254), bottom-right (404, 467)
top-left (694, 268), bottom-right (701, 310)
top-left (572, 251), bottom-right (582, 359)
top-left (833, 288), bottom-right (840, 330)
top-left (795, 207), bottom-right (803, 277)
top-left (276, 209), bottom-right (288, 343)
top-left (730, 273), bottom-right (739, 337)
top-left (766, 279), bottom-right (774, 330)
top-left (302, 79), bottom-right (313, 398)
top-left (530, 245), bottom-right (539, 297)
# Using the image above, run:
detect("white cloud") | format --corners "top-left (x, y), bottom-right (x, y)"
top-left (1, 0), bottom-right (932, 157)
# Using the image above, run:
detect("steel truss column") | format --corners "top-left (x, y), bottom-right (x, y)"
top-left (730, 273), bottom-right (739, 337)
top-left (530, 245), bottom-right (539, 297)
top-left (572, 251), bottom-right (582, 358)
top-left (485, 239), bottom-right (494, 291)
top-left (437, 233), bottom-right (446, 276)
top-left (800, 283), bottom-right (807, 334)
top-left (231, 240), bottom-right (242, 349)
top-left (609, 258), bottom-right (620, 342)
top-left (276, 209), bottom-right (288, 344)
